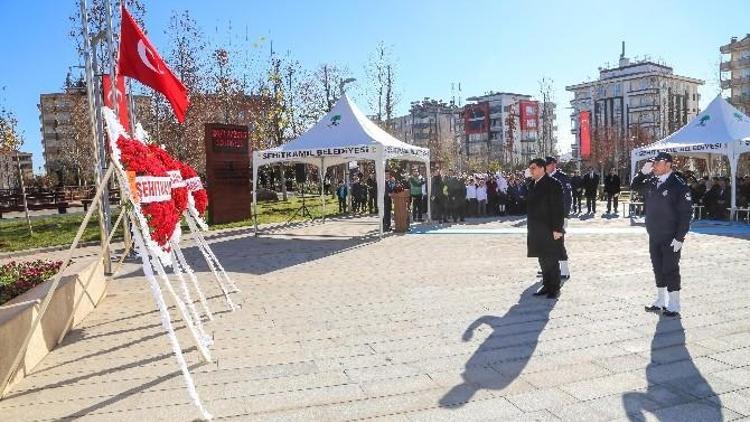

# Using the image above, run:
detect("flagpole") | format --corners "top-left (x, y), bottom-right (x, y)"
top-left (80, 0), bottom-right (112, 274)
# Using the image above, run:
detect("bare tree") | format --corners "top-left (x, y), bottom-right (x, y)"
top-left (365, 42), bottom-right (399, 129)
top-left (316, 64), bottom-right (349, 112)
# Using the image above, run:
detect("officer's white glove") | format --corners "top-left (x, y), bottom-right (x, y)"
top-left (563, 218), bottom-right (569, 229)
top-left (524, 168), bottom-right (532, 178)
top-left (670, 239), bottom-right (683, 253)
top-left (641, 162), bottom-right (653, 175)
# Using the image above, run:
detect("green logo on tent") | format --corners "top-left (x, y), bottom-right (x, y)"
top-left (733, 112), bottom-right (744, 122)
top-left (696, 115), bottom-right (710, 127)
top-left (328, 114), bottom-right (342, 127)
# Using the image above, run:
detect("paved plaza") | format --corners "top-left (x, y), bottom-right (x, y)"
top-left (2, 213), bottom-right (750, 421)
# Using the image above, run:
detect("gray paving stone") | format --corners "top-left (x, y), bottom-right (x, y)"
top-left (1, 216), bottom-right (748, 421)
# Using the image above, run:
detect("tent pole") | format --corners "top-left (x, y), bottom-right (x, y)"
top-left (252, 159), bottom-right (259, 237)
top-left (425, 158), bottom-right (432, 223)
top-left (320, 157), bottom-right (325, 223)
top-left (730, 154), bottom-right (738, 221)
top-left (376, 155), bottom-right (385, 238)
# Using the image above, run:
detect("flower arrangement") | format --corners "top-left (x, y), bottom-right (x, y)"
top-left (116, 135), bottom-right (180, 247)
top-left (0, 260), bottom-right (63, 305)
top-left (148, 144), bottom-right (188, 213)
top-left (179, 161), bottom-right (208, 217)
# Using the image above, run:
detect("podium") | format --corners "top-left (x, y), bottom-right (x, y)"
top-left (393, 190), bottom-right (411, 233)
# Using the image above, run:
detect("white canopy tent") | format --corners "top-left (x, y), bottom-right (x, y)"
top-left (630, 95), bottom-right (750, 214)
top-left (252, 94), bottom-right (431, 236)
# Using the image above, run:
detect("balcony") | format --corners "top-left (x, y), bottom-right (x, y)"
top-left (628, 103), bottom-right (659, 112)
top-left (721, 57), bottom-right (750, 72)
top-left (721, 76), bottom-right (750, 89)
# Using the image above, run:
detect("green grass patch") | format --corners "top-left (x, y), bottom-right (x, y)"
top-left (0, 196), bottom-right (352, 253)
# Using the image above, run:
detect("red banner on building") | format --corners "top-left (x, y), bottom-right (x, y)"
top-left (579, 110), bottom-right (591, 159)
top-left (463, 102), bottom-right (490, 135)
top-left (518, 100), bottom-right (539, 131)
top-left (102, 74), bottom-right (130, 132)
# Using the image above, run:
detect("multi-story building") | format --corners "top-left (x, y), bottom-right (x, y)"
top-left (566, 46), bottom-right (704, 166)
top-left (459, 92), bottom-right (557, 169)
top-left (0, 151), bottom-right (33, 189)
top-left (721, 34), bottom-right (750, 115)
top-left (389, 98), bottom-right (460, 168)
top-left (39, 80), bottom-right (150, 182)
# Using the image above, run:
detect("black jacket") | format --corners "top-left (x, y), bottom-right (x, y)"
top-left (631, 172), bottom-right (692, 242)
top-left (431, 175), bottom-right (445, 199)
top-left (549, 170), bottom-right (572, 217)
top-left (570, 175), bottom-right (583, 196)
top-left (582, 172), bottom-right (599, 198)
top-left (526, 174), bottom-right (565, 258)
top-left (604, 174), bottom-right (621, 194)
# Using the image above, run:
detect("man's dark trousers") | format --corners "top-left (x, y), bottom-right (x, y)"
top-left (539, 256), bottom-right (561, 292)
top-left (649, 238), bottom-right (681, 292)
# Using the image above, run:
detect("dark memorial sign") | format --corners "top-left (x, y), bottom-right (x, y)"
top-left (205, 123), bottom-right (251, 224)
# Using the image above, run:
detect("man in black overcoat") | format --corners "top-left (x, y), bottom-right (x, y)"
top-left (526, 158), bottom-right (565, 299)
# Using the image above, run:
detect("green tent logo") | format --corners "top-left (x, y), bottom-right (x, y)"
top-left (733, 112), bottom-right (744, 122)
top-left (696, 115), bottom-right (710, 127)
top-left (328, 114), bottom-right (342, 127)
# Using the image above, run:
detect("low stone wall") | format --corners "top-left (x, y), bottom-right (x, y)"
top-left (0, 258), bottom-right (107, 395)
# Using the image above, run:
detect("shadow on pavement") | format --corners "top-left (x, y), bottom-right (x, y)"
top-left (622, 315), bottom-right (724, 421)
top-left (439, 283), bottom-right (556, 408)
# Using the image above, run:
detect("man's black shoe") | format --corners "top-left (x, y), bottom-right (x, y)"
top-left (533, 287), bottom-right (550, 296)
top-left (644, 305), bottom-right (665, 313)
top-left (546, 290), bottom-right (560, 299)
top-left (662, 310), bottom-right (680, 318)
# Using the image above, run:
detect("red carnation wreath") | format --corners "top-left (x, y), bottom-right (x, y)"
top-left (148, 144), bottom-right (188, 213)
top-left (179, 162), bottom-right (208, 217)
top-left (117, 136), bottom-right (181, 247)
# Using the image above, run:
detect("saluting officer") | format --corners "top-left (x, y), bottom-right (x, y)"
top-left (631, 152), bottom-right (692, 317)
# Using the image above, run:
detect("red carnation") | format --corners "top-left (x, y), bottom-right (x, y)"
top-left (116, 136), bottom-right (180, 247)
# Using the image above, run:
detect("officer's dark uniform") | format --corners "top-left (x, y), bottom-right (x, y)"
top-left (630, 157), bottom-right (692, 294)
top-left (570, 174), bottom-right (583, 213)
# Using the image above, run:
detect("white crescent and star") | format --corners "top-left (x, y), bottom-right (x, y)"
top-left (137, 39), bottom-right (163, 74)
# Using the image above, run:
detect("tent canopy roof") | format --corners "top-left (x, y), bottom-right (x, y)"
top-left (253, 94), bottom-right (429, 166)
top-left (633, 95), bottom-right (750, 159)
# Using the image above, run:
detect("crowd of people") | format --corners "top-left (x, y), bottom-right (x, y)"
top-left (321, 164), bottom-right (750, 227)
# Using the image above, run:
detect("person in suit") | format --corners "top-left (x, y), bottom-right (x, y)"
top-left (570, 171), bottom-right (583, 214)
top-left (526, 158), bottom-right (565, 299)
top-left (704, 177), bottom-right (730, 220)
top-left (365, 175), bottom-right (377, 214)
top-left (630, 152), bottom-right (692, 317)
top-left (582, 168), bottom-right (600, 214)
top-left (545, 156), bottom-right (572, 280)
top-left (383, 170), bottom-right (396, 231)
top-left (604, 168), bottom-right (622, 215)
top-left (430, 168), bottom-right (447, 223)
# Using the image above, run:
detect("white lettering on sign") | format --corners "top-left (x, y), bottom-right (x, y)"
top-left (135, 176), bottom-right (172, 203)
top-left (167, 170), bottom-right (186, 188)
top-left (185, 176), bottom-right (204, 192)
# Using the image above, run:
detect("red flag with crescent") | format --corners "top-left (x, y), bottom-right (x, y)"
top-left (117, 6), bottom-right (189, 123)
top-left (102, 74), bottom-right (130, 131)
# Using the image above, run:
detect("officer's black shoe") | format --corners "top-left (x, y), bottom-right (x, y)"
top-left (644, 305), bottom-right (665, 313)
top-left (662, 310), bottom-right (680, 318)
top-left (533, 287), bottom-right (550, 296)
top-left (546, 290), bottom-right (560, 299)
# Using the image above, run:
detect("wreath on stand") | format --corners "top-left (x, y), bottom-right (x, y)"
top-left (114, 135), bottom-right (181, 255)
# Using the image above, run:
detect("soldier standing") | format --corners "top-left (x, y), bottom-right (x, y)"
top-left (631, 152), bottom-right (692, 317)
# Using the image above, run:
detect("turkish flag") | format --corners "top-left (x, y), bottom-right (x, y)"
top-left (102, 74), bottom-right (130, 131)
top-left (118, 6), bottom-right (189, 123)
